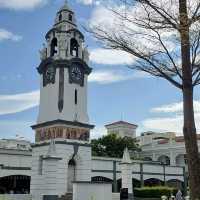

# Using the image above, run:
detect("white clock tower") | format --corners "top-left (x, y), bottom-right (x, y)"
top-left (30, 2), bottom-right (94, 200)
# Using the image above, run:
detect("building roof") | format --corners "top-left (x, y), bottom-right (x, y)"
top-left (175, 135), bottom-right (200, 142)
top-left (105, 121), bottom-right (138, 128)
top-left (156, 134), bottom-right (200, 144)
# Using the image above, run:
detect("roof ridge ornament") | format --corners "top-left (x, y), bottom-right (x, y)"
top-left (58, 0), bottom-right (72, 12)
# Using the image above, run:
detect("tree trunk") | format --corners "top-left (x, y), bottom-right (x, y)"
top-left (179, 0), bottom-right (200, 199)
top-left (183, 87), bottom-right (200, 199)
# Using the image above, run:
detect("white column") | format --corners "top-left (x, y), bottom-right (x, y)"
top-left (153, 153), bottom-right (156, 161)
top-left (120, 148), bottom-right (133, 199)
top-left (170, 151), bottom-right (176, 166)
top-left (43, 157), bottom-right (62, 196)
top-left (121, 163), bottom-right (133, 194)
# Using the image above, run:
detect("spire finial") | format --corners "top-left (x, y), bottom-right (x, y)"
top-left (122, 147), bottom-right (132, 164)
top-left (59, 0), bottom-right (71, 12)
top-left (121, 112), bottom-right (124, 121)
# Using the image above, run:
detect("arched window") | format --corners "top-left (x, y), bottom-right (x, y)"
top-left (50, 38), bottom-right (58, 57)
top-left (68, 159), bottom-right (76, 192)
top-left (69, 13), bottom-right (73, 21)
top-left (59, 13), bottom-right (62, 21)
top-left (158, 155), bottom-right (170, 165)
top-left (38, 156), bottom-right (43, 175)
top-left (70, 38), bottom-right (79, 57)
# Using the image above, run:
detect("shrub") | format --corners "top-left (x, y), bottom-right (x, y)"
top-left (134, 186), bottom-right (178, 198)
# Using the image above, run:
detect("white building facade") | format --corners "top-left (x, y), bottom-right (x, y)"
top-left (137, 132), bottom-right (200, 174)
top-left (105, 121), bottom-right (138, 138)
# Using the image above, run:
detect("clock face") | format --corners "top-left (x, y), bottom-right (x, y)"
top-left (69, 63), bottom-right (83, 85)
top-left (46, 67), bottom-right (55, 82)
top-left (43, 66), bottom-right (55, 86)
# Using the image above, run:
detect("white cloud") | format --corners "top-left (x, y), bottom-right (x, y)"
top-left (143, 116), bottom-right (183, 134)
top-left (78, 0), bottom-right (93, 5)
top-left (0, 90), bottom-right (39, 115)
top-left (91, 125), bottom-right (107, 139)
top-left (0, 0), bottom-right (47, 10)
top-left (89, 5), bottom-right (117, 30)
top-left (90, 48), bottom-right (135, 65)
top-left (0, 29), bottom-right (22, 42)
top-left (88, 70), bottom-right (148, 84)
top-left (143, 100), bottom-right (200, 134)
top-left (77, 0), bottom-right (100, 5)
top-left (151, 100), bottom-right (200, 113)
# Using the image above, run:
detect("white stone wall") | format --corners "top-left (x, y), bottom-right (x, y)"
top-left (112, 193), bottom-right (120, 200)
top-left (0, 149), bottom-right (31, 178)
top-left (0, 153), bottom-right (31, 169)
top-left (76, 145), bottom-right (92, 181)
top-left (91, 157), bottom-right (184, 182)
top-left (0, 145), bottom-right (185, 196)
top-left (31, 141), bottom-right (92, 200)
top-left (73, 182), bottom-right (112, 200)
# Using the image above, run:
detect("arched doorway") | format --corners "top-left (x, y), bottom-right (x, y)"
top-left (68, 159), bottom-right (76, 193)
top-left (144, 157), bottom-right (153, 161)
top-left (91, 176), bottom-right (113, 183)
top-left (144, 178), bottom-right (164, 187)
top-left (117, 179), bottom-right (122, 193)
top-left (0, 175), bottom-right (30, 194)
top-left (91, 176), bottom-right (113, 191)
top-left (132, 178), bottom-right (141, 188)
top-left (167, 179), bottom-right (184, 190)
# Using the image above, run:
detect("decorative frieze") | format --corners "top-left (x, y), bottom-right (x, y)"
top-left (35, 126), bottom-right (90, 142)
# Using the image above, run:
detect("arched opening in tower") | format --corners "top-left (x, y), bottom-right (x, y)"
top-left (70, 38), bottom-right (79, 57)
top-left (50, 37), bottom-right (58, 57)
top-left (69, 13), bottom-right (73, 21)
top-left (59, 13), bottom-right (62, 21)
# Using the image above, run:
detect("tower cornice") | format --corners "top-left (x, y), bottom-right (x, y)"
top-left (31, 119), bottom-right (95, 130)
top-left (37, 57), bottom-right (92, 75)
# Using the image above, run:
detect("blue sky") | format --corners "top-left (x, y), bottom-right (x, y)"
top-left (0, 0), bottom-right (200, 141)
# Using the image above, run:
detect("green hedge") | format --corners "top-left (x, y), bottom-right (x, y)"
top-left (134, 186), bottom-right (178, 198)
